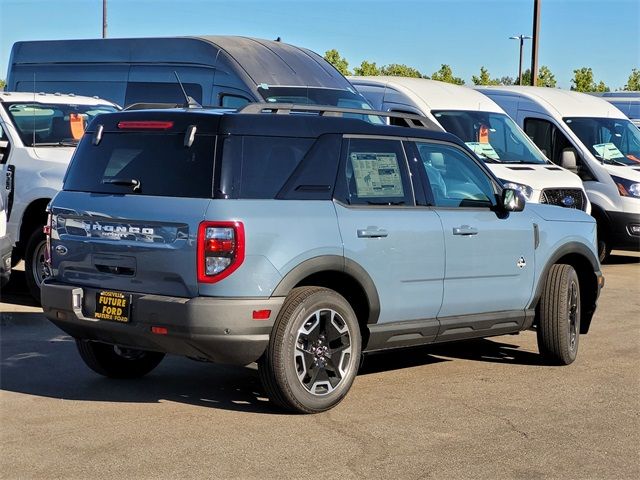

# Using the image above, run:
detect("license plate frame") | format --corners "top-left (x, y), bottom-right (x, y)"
top-left (93, 290), bottom-right (132, 323)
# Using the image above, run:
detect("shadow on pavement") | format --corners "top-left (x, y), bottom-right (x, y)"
top-left (0, 269), bottom-right (40, 308)
top-left (603, 253), bottom-right (640, 265)
top-left (2, 313), bottom-right (546, 415)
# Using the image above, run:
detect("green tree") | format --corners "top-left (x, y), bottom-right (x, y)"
top-left (353, 60), bottom-right (381, 76)
top-left (0, 79), bottom-right (5, 90)
top-left (624, 68), bottom-right (640, 91)
top-left (471, 66), bottom-right (500, 86)
top-left (380, 63), bottom-right (425, 78)
top-left (521, 66), bottom-right (556, 87)
top-left (323, 49), bottom-right (350, 76)
top-left (499, 76), bottom-right (515, 86)
top-left (431, 64), bottom-right (465, 85)
top-left (571, 67), bottom-right (609, 92)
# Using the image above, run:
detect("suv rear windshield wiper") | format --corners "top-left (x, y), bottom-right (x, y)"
top-left (29, 141), bottom-right (79, 147)
top-left (102, 178), bottom-right (141, 191)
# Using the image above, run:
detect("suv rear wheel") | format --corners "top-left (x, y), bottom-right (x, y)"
top-left (536, 264), bottom-right (581, 365)
top-left (259, 287), bottom-right (361, 413)
top-left (76, 340), bottom-right (165, 378)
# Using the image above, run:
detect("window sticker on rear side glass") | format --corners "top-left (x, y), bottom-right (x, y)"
top-left (350, 152), bottom-right (404, 197)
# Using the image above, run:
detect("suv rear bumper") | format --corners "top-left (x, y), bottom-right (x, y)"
top-left (41, 281), bottom-right (284, 366)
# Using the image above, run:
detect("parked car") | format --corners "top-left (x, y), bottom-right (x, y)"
top-left (0, 91), bottom-right (119, 300)
top-left (0, 194), bottom-right (11, 288)
top-left (6, 36), bottom-right (372, 110)
top-left (351, 77), bottom-right (590, 213)
top-left (600, 92), bottom-right (640, 128)
top-left (477, 86), bottom-right (640, 261)
top-left (41, 104), bottom-right (603, 413)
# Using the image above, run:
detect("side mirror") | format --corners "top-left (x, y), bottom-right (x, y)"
top-left (561, 148), bottom-right (578, 173)
top-left (501, 188), bottom-right (526, 212)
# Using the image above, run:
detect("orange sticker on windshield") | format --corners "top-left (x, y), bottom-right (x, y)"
top-left (69, 114), bottom-right (86, 140)
top-left (479, 125), bottom-right (490, 144)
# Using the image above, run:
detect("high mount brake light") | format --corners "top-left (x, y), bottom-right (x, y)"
top-left (117, 121), bottom-right (174, 130)
top-left (197, 221), bottom-right (245, 283)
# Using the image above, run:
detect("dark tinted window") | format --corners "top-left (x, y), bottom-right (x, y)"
top-left (124, 82), bottom-right (203, 106)
top-left (343, 138), bottom-right (413, 205)
top-left (220, 136), bottom-right (314, 199)
top-left (64, 133), bottom-right (215, 198)
top-left (221, 95), bottom-right (251, 108)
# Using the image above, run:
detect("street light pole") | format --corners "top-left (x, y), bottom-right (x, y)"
top-left (530, 0), bottom-right (541, 86)
top-left (102, 0), bottom-right (107, 38)
top-left (510, 35), bottom-right (532, 85)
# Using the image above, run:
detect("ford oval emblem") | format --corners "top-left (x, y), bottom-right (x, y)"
top-left (561, 195), bottom-right (576, 207)
top-left (55, 245), bottom-right (68, 256)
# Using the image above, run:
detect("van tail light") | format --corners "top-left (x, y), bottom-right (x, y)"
top-left (197, 221), bottom-right (245, 283)
top-left (117, 121), bottom-right (174, 130)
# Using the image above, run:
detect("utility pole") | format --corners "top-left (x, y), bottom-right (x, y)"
top-left (530, 0), bottom-right (541, 86)
top-left (102, 0), bottom-right (107, 38)
top-left (510, 35), bottom-right (531, 85)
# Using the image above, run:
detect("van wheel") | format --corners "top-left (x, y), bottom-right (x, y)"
top-left (76, 340), bottom-right (165, 378)
top-left (24, 227), bottom-right (49, 304)
top-left (258, 287), bottom-right (361, 413)
top-left (598, 239), bottom-right (611, 264)
top-left (536, 264), bottom-right (581, 365)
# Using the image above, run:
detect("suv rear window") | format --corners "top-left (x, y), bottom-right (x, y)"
top-left (64, 133), bottom-right (215, 198)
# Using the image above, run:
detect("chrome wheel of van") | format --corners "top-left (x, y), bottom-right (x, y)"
top-left (258, 287), bottom-right (361, 413)
top-left (294, 308), bottom-right (352, 396)
top-left (24, 228), bottom-right (49, 304)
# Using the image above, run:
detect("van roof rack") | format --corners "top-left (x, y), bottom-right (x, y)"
top-left (238, 103), bottom-right (441, 130)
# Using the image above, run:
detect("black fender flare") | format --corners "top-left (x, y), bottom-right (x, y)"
top-left (272, 255), bottom-right (381, 324)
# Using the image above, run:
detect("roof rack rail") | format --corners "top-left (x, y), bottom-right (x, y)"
top-left (238, 103), bottom-right (441, 130)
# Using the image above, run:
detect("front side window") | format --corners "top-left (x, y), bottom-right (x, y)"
top-left (564, 117), bottom-right (640, 166)
top-left (433, 110), bottom-right (548, 164)
top-left (220, 95), bottom-right (251, 109)
top-left (5, 102), bottom-right (118, 146)
top-left (413, 142), bottom-right (496, 208)
top-left (343, 138), bottom-right (413, 206)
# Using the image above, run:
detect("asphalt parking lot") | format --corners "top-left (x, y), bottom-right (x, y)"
top-left (1, 254), bottom-right (639, 480)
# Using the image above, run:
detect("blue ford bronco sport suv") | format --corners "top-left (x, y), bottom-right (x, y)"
top-left (41, 104), bottom-right (604, 413)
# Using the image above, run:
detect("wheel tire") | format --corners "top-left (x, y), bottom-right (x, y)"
top-left (258, 287), bottom-right (362, 414)
top-left (598, 238), bottom-right (611, 264)
top-left (537, 264), bottom-right (581, 365)
top-left (24, 227), bottom-right (48, 304)
top-left (76, 340), bottom-right (165, 378)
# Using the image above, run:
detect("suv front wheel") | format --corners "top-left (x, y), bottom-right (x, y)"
top-left (536, 264), bottom-right (581, 365)
top-left (259, 287), bottom-right (361, 413)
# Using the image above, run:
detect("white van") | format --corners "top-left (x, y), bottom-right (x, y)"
top-left (0, 92), bottom-right (119, 300)
top-left (350, 77), bottom-right (590, 215)
top-left (477, 86), bottom-right (640, 261)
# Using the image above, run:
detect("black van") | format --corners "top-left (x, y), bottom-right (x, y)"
top-left (6, 36), bottom-right (370, 109)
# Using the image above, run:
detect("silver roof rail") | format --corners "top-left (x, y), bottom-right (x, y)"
top-left (238, 103), bottom-right (441, 130)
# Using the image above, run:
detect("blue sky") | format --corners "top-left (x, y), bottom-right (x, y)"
top-left (1, 0), bottom-right (638, 89)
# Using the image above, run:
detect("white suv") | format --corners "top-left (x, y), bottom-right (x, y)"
top-left (0, 92), bottom-right (119, 300)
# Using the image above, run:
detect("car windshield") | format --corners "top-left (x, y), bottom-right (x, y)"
top-left (564, 117), bottom-right (640, 166)
top-left (432, 110), bottom-right (548, 164)
top-left (257, 86), bottom-right (383, 124)
top-left (4, 102), bottom-right (118, 147)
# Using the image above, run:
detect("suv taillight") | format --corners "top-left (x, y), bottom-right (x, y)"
top-left (197, 221), bottom-right (245, 283)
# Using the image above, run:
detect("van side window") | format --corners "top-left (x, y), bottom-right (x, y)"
top-left (221, 95), bottom-right (251, 109)
top-left (124, 82), bottom-right (203, 106)
top-left (342, 138), bottom-right (413, 206)
top-left (524, 118), bottom-right (595, 181)
top-left (412, 142), bottom-right (495, 208)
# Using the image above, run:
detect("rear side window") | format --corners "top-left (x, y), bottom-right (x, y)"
top-left (64, 133), bottom-right (215, 198)
top-left (220, 136), bottom-right (314, 199)
top-left (124, 82), bottom-right (203, 106)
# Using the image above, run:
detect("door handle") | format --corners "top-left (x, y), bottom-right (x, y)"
top-left (452, 225), bottom-right (478, 236)
top-left (357, 227), bottom-right (388, 238)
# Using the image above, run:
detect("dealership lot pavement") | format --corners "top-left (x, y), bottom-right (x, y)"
top-left (1, 254), bottom-right (639, 480)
